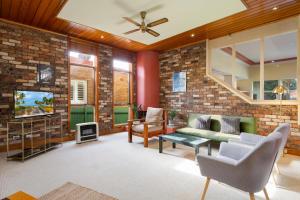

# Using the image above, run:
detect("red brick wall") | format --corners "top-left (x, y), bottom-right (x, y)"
top-left (0, 21), bottom-right (69, 145)
top-left (159, 41), bottom-right (300, 154)
top-left (0, 20), bottom-right (137, 147)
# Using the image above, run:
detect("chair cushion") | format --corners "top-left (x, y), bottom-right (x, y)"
top-left (145, 107), bottom-right (163, 123)
top-left (220, 117), bottom-right (240, 135)
top-left (132, 124), bottom-right (163, 132)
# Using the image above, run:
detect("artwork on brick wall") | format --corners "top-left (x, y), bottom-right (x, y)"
top-left (37, 64), bottom-right (55, 85)
top-left (172, 72), bottom-right (186, 92)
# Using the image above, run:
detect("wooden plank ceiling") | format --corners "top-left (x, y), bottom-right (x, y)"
top-left (0, 0), bottom-right (300, 52)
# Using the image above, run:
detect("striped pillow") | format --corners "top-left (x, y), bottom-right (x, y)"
top-left (194, 116), bottom-right (211, 130)
top-left (220, 117), bottom-right (240, 135)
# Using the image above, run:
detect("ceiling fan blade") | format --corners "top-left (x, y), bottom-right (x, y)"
top-left (147, 18), bottom-right (168, 27)
top-left (146, 28), bottom-right (160, 37)
top-left (123, 17), bottom-right (141, 26)
top-left (123, 29), bottom-right (140, 35)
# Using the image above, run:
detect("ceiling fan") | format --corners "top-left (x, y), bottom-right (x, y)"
top-left (123, 11), bottom-right (168, 37)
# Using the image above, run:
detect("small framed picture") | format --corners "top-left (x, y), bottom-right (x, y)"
top-left (172, 72), bottom-right (186, 92)
top-left (37, 64), bottom-right (55, 85)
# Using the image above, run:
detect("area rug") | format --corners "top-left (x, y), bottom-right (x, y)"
top-left (39, 182), bottom-right (118, 200)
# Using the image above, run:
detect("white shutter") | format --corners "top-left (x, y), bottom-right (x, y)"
top-left (71, 80), bottom-right (87, 104)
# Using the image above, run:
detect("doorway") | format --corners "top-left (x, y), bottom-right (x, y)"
top-left (113, 60), bottom-right (132, 126)
top-left (69, 51), bottom-right (97, 130)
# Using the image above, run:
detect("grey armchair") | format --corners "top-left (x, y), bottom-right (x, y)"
top-left (197, 131), bottom-right (282, 200)
top-left (229, 123), bottom-right (290, 171)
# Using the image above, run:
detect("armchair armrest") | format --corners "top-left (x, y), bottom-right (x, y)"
top-left (219, 142), bottom-right (252, 161)
top-left (228, 139), bottom-right (256, 147)
top-left (240, 132), bottom-right (265, 145)
top-left (197, 154), bottom-right (238, 179)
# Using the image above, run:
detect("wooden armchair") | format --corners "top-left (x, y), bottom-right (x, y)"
top-left (128, 107), bottom-right (167, 147)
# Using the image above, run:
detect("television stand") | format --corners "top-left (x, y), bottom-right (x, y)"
top-left (6, 114), bottom-right (63, 161)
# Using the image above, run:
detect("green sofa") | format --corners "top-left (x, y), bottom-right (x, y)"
top-left (176, 113), bottom-right (257, 142)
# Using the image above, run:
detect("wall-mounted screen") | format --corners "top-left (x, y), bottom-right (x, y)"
top-left (14, 90), bottom-right (54, 118)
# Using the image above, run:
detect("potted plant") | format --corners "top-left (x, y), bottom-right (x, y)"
top-left (168, 110), bottom-right (177, 126)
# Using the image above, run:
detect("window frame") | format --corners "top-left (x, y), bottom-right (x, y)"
top-left (206, 16), bottom-right (300, 106)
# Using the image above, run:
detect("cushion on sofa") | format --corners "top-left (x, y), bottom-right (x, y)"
top-left (197, 115), bottom-right (211, 130)
top-left (220, 117), bottom-right (240, 135)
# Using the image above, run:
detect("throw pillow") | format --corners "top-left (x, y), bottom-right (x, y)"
top-left (220, 117), bottom-right (240, 135)
top-left (197, 115), bottom-right (211, 130)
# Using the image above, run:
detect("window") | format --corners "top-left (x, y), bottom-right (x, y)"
top-left (113, 59), bottom-right (132, 125)
top-left (69, 51), bottom-right (96, 67)
top-left (113, 60), bottom-right (130, 72)
top-left (253, 79), bottom-right (297, 100)
top-left (71, 80), bottom-right (87, 104)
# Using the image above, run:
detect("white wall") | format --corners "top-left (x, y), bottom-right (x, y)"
top-left (211, 48), bottom-right (249, 79)
top-left (237, 60), bottom-right (297, 92)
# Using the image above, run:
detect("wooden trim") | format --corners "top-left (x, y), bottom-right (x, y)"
top-left (69, 63), bottom-right (96, 69)
top-left (240, 0), bottom-right (250, 9)
top-left (222, 47), bottom-right (256, 65)
top-left (297, 15), bottom-right (300, 125)
top-left (95, 46), bottom-right (99, 124)
top-left (67, 36), bottom-right (71, 132)
top-left (0, 18), bottom-right (65, 37)
top-left (253, 57), bottom-right (297, 65)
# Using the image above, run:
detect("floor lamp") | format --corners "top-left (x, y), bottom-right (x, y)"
top-left (272, 85), bottom-right (288, 116)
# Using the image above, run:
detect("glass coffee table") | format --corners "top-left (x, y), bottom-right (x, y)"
top-left (159, 132), bottom-right (211, 156)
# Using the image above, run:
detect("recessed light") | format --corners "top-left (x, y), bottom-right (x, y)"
top-left (100, 35), bottom-right (104, 39)
top-left (191, 33), bottom-right (195, 37)
top-left (272, 6), bottom-right (278, 11)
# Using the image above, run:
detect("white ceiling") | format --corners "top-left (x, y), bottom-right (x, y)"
top-left (235, 31), bottom-right (297, 63)
top-left (58, 0), bottom-right (246, 45)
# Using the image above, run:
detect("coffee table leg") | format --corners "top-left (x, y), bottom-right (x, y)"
top-left (208, 142), bottom-right (211, 156)
top-left (172, 142), bottom-right (176, 149)
top-left (195, 146), bottom-right (199, 156)
top-left (159, 136), bottom-right (163, 153)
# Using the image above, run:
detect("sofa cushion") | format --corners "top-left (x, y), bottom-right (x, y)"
top-left (220, 117), bottom-right (240, 135)
top-left (176, 127), bottom-right (240, 142)
top-left (145, 107), bottom-right (163, 123)
top-left (132, 124), bottom-right (163, 132)
top-left (195, 116), bottom-right (211, 130)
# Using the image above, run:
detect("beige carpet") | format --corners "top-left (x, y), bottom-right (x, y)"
top-left (1, 132), bottom-right (300, 200)
top-left (39, 182), bottom-right (117, 200)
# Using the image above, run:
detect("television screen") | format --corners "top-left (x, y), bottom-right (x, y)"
top-left (14, 90), bottom-right (54, 118)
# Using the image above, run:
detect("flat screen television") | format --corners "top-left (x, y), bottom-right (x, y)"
top-left (14, 90), bottom-right (54, 118)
